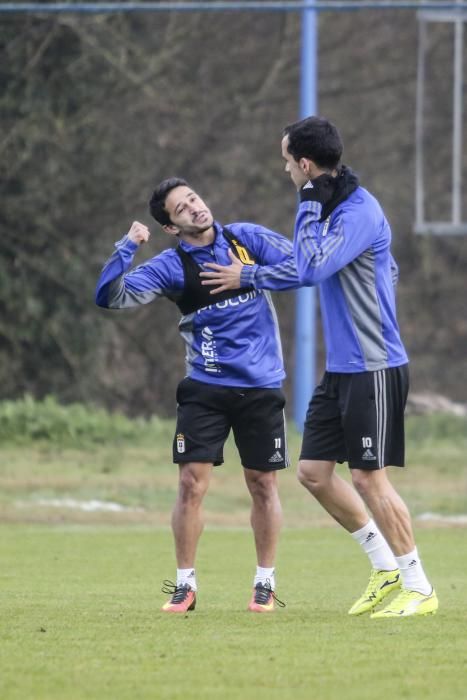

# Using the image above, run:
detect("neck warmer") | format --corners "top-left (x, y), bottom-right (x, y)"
top-left (320, 165), bottom-right (360, 222)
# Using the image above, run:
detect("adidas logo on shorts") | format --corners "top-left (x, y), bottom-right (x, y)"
top-left (268, 450), bottom-right (283, 464)
top-left (362, 448), bottom-right (376, 460)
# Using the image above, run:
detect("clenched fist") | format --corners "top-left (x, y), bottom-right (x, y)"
top-left (128, 221), bottom-right (151, 245)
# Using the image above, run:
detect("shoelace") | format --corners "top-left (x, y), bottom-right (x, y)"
top-left (254, 580), bottom-right (286, 608)
top-left (161, 579), bottom-right (192, 604)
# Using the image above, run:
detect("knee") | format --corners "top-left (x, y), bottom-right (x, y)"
top-left (247, 471), bottom-right (278, 504)
top-left (178, 468), bottom-right (209, 504)
top-left (351, 470), bottom-right (372, 499)
top-left (297, 460), bottom-right (329, 495)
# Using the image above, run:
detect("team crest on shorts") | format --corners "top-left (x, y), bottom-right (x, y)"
top-left (176, 433), bottom-right (186, 453)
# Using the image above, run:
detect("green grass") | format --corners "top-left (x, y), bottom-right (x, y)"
top-left (0, 526), bottom-right (466, 700)
top-left (0, 413), bottom-right (466, 525)
top-left (0, 400), bottom-right (465, 524)
top-left (0, 395), bottom-right (174, 447)
top-left (0, 409), bottom-right (466, 698)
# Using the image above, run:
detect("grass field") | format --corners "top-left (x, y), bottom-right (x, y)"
top-left (0, 526), bottom-right (466, 700)
top-left (0, 415), bottom-right (466, 526)
top-left (0, 412), bottom-right (466, 699)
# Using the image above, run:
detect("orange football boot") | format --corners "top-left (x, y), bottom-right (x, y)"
top-left (161, 580), bottom-right (196, 613)
top-left (248, 581), bottom-right (285, 613)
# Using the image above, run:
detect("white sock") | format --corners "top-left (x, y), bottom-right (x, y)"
top-left (395, 548), bottom-right (432, 595)
top-left (351, 519), bottom-right (398, 571)
top-left (254, 566), bottom-right (275, 590)
top-left (177, 568), bottom-right (197, 591)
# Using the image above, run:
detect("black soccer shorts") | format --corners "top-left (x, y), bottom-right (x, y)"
top-left (173, 377), bottom-right (289, 471)
top-left (299, 365), bottom-right (409, 469)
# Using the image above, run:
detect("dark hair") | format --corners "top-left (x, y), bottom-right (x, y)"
top-left (149, 177), bottom-right (189, 225)
top-left (283, 116), bottom-right (343, 170)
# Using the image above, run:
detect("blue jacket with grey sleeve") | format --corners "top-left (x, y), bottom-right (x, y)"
top-left (294, 169), bottom-right (408, 373)
top-left (95, 221), bottom-right (300, 388)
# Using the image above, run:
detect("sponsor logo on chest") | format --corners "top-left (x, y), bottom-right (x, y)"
top-left (197, 289), bottom-right (261, 314)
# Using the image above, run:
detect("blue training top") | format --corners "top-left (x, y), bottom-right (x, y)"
top-left (293, 185), bottom-right (408, 373)
top-left (95, 221), bottom-right (300, 388)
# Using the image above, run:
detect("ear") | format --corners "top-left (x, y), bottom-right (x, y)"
top-left (298, 158), bottom-right (310, 175)
top-left (163, 224), bottom-right (180, 237)
top-left (299, 157), bottom-right (312, 175)
top-left (300, 158), bottom-right (321, 180)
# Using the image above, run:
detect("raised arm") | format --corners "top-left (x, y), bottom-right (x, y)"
top-left (95, 221), bottom-right (176, 308)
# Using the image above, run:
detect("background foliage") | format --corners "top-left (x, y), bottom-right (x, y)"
top-left (1, 8), bottom-right (466, 416)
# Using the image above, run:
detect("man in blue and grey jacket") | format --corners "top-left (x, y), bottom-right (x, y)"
top-left (96, 177), bottom-right (299, 614)
top-left (281, 115), bottom-right (438, 618)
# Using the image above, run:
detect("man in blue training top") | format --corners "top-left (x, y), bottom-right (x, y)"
top-left (281, 116), bottom-right (438, 618)
top-left (95, 178), bottom-right (299, 613)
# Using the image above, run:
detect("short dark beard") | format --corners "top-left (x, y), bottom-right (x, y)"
top-left (177, 223), bottom-right (215, 243)
top-left (182, 223), bottom-right (213, 238)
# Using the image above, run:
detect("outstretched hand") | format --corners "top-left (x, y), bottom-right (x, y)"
top-left (199, 249), bottom-right (244, 294)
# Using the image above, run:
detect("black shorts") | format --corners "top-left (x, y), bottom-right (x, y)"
top-left (300, 365), bottom-right (409, 470)
top-left (173, 377), bottom-right (289, 471)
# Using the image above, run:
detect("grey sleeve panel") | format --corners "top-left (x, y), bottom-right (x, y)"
top-left (107, 277), bottom-right (166, 309)
top-left (338, 249), bottom-right (388, 369)
top-left (262, 291), bottom-right (284, 365)
top-left (390, 255), bottom-right (399, 287)
top-left (178, 313), bottom-right (197, 375)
